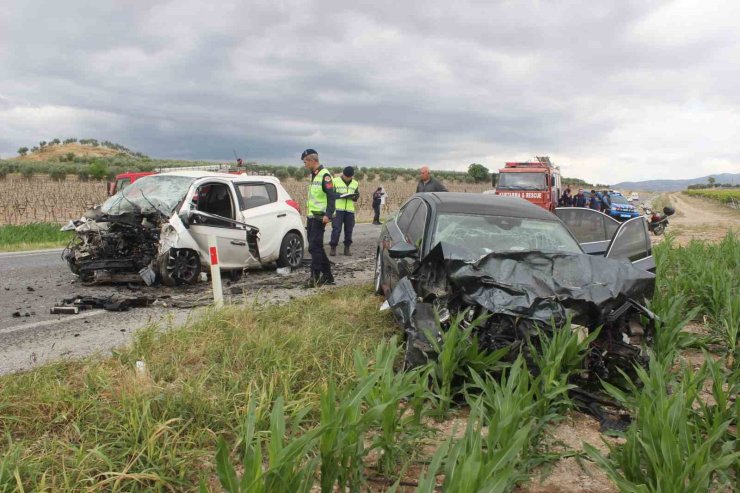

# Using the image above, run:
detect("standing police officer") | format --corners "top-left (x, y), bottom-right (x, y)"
top-left (302, 149), bottom-right (335, 287)
top-left (329, 166), bottom-right (359, 256)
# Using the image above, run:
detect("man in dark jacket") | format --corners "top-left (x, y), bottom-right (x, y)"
top-left (372, 187), bottom-right (383, 225)
top-left (589, 190), bottom-right (602, 211)
top-left (559, 188), bottom-right (573, 207)
top-left (416, 166), bottom-right (448, 193)
top-left (573, 189), bottom-right (587, 207)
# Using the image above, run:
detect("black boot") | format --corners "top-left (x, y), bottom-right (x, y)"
top-left (329, 245), bottom-right (337, 256)
top-left (343, 245), bottom-right (351, 256)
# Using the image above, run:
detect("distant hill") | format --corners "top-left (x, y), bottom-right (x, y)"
top-left (612, 173), bottom-right (740, 192)
top-left (16, 143), bottom-right (127, 162)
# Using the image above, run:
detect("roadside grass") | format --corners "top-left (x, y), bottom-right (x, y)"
top-left (1, 234), bottom-right (738, 491)
top-left (0, 287), bottom-right (396, 491)
top-left (0, 223), bottom-right (71, 252)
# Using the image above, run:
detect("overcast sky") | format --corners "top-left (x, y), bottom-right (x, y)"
top-left (1, 0), bottom-right (739, 184)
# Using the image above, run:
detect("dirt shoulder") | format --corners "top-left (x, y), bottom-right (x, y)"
top-left (658, 192), bottom-right (740, 245)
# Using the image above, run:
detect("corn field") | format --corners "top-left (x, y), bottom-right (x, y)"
top-left (0, 174), bottom-right (108, 225)
top-left (0, 174), bottom-right (491, 225)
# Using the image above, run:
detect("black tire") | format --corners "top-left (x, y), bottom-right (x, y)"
top-left (159, 248), bottom-right (201, 286)
top-left (653, 223), bottom-right (665, 236)
top-left (277, 232), bottom-right (304, 268)
top-left (373, 251), bottom-right (384, 295)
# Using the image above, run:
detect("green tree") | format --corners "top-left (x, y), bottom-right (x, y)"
top-left (708, 176), bottom-right (716, 187)
top-left (467, 163), bottom-right (490, 183)
top-left (17, 147), bottom-right (29, 156)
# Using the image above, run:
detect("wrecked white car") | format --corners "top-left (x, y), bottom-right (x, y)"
top-left (63, 171), bottom-right (306, 285)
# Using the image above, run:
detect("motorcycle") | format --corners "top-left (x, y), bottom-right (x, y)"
top-left (640, 204), bottom-right (675, 235)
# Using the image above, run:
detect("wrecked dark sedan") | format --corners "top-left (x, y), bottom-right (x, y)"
top-left (63, 171), bottom-right (306, 285)
top-left (374, 192), bottom-right (656, 390)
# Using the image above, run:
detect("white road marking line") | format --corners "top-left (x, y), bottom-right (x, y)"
top-left (0, 309), bottom-right (107, 335)
top-left (0, 248), bottom-right (64, 259)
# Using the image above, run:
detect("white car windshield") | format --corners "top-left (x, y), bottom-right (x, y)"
top-left (102, 175), bottom-right (195, 215)
top-left (433, 213), bottom-right (582, 258)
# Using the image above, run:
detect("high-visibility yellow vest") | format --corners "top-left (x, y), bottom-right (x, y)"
top-left (307, 168), bottom-right (331, 215)
top-left (333, 177), bottom-right (359, 212)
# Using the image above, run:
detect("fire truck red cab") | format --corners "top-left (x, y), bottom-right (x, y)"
top-left (107, 172), bottom-right (157, 196)
top-left (493, 156), bottom-right (562, 211)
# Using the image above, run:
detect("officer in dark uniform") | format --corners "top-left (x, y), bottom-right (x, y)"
top-left (302, 149), bottom-right (336, 287)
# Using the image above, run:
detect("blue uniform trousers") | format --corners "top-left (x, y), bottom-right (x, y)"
top-left (330, 210), bottom-right (355, 247)
top-left (307, 217), bottom-right (333, 281)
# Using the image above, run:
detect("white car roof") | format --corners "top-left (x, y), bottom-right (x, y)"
top-left (159, 170), bottom-right (281, 184)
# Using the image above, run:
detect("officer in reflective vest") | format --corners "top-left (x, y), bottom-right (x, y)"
top-left (302, 149), bottom-right (335, 287)
top-left (329, 166), bottom-right (359, 256)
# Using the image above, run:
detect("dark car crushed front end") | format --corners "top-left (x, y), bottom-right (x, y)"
top-left (377, 193), bottom-right (658, 427)
top-left (389, 241), bottom-right (655, 379)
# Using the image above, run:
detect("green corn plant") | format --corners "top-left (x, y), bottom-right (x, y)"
top-left (648, 294), bottom-right (703, 366)
top-left (435, 399), bottom-right (531, 492)
top-left (586, 357), bottom-right (740, 493)
top-left (693, 354), bottom-right (737, 450)
top-left (317, 364), bottom-right (385, 493)
top-left (426, 311), bottom-right (508, 417)
top-left (526, 319), bottom-right (598, 416)
top-left (355, 336), bottom-right (431, 473)
top-left (215, 397), bottom-right (319, 493)
top-left (718, 289), bottom-right (739, 370)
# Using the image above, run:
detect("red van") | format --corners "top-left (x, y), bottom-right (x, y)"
top-left (107, 172), bottom-right (157, 196)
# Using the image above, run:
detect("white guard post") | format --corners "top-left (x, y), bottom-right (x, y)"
top-left (207, 235), bottom-right (224, 308)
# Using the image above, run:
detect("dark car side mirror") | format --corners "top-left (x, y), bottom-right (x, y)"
top-left (389, 241), bottom-right (418, 258)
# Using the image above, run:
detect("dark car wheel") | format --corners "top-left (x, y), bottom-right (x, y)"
top-left (159, 248), bottom-right (201, 286)
top-left (277, 232), bottom-right (304, 268)
top-left (374, 251), bottom-right (384, 295)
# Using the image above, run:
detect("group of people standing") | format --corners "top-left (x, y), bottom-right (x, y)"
top-left (559, 188), bottom-right (612, 212)
top-left (301, 149), bottom-right (450, 288)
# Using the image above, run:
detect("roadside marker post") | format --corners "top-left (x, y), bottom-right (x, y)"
top-left (207, 235), bottom-right (224, 308)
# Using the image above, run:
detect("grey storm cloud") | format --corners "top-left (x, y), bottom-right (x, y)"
top-left (1, 0), bottom-right (739, 183)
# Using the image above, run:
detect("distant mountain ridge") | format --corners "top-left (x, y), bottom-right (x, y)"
top-left (612, 173), bottom-right (740, 192)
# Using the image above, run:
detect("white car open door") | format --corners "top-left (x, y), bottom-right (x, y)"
top-left (185, 180), bottom-right (260, 269)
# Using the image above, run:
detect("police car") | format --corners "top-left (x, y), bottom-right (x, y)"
top-left (607, 192), bottom-right (640, 221)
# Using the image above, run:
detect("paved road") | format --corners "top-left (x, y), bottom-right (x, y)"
top-left (0, 223), bottom-right (381, 375)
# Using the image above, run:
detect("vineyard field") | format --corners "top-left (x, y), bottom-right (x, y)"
top-left (0, 174), bottom-right (491, 225)
top-left (684, 188), bottom-right (740, 207)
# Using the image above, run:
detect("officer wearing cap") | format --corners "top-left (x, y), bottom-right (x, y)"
top-left (329, 166), bottom-right (359, 256)
top-left (302, 149), bottom-right (335, 287)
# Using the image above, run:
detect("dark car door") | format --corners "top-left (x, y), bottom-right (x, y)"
top-left (381, 198), bottom-right (423, 290)
top-left (606, 216), bottom-right (654, 272)
top-left (554, 207), bottom-right (620, 255)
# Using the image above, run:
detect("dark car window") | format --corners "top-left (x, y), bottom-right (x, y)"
top-left (555, 208), bottom-right (620, 243)
top-left (405, 202), bottom-right (428, 249)
top-left (607, 217), bottom-right (651, 262)
top-left (396, 199), bottom-right (421, 235)
top-left (235, 183), bottom-right (277, 210)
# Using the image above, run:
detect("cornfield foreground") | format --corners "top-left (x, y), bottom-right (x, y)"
top-left (0, 174), bottom-right (490, 225)
top-left (684, 188), bottom-right (740, 208)
top-left (0, 233), bottom-right (737, 492)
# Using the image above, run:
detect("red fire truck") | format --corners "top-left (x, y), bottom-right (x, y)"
top-left (493, 156), bottom-right (562, 211)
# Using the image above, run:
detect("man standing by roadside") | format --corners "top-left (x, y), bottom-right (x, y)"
top-left (416, 166), bottom-right (448, 193)
top-left (573, 189), bottom-right (587, 207)
top-left (372, 187), bottom-right (384, 225)
top-left (329, 166), bottom-right (359, 256)
top-left (302, 149), bottom-right (335, 287)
